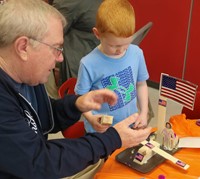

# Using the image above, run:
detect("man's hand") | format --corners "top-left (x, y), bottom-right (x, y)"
top-left (75, 89), bottom-right (117, 112)
top-left (89, 114), bottom-right (111, 133)
top-left (113, 113), bottom-right (152, 148)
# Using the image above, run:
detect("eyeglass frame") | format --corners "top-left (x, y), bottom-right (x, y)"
top-left (30, 38), bottom-right (63, 57)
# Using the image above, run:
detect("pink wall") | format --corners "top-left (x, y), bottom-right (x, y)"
top-left (129, 0), bottom-right (200, 88)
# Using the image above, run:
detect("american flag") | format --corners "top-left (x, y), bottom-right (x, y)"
top-left (160, 73), bottom-right (198, 110)
top-left (158, 99), bottom-right (167, 107)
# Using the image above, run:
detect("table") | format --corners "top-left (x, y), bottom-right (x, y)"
top-left (94, 114), bottom-right (200, 179)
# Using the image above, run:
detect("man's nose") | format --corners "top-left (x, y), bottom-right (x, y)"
top-left (56, 53), bottom-right (64, 62)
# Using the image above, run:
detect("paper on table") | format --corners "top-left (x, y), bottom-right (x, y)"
top-left (178, 137), bottom-right (200, 148)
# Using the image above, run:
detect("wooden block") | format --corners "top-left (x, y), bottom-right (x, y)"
top-left (141, 140), bottom-right (190, 170)
top-left (134, 140), bottom-right (160, 165)
top-left (100, 115), bottom-right (113, 125)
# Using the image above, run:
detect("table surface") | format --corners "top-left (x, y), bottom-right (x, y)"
top-left (94, 114), bottom-right (200, 179)
top-left (95, 147), bottom-right (200, 179)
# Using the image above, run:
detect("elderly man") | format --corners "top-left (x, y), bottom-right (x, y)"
top-left (0, 0), bottom-right (151, 178)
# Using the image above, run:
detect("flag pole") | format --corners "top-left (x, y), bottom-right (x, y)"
top-left (182, 0), bottom-right (194, 80)
top-left (156, 73), bottom-right (168, 143)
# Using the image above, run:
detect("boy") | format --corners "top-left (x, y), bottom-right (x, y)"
top-left (75, 0), bottom-right (149, 133)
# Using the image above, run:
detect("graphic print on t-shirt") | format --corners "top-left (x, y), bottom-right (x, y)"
top-left (101, 66), bottom-right (136, 111)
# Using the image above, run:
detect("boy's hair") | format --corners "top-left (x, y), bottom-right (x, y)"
top-left (0, 0), bottom-right (66, 47)
top-left (96, 0), bottom-right (135, 37)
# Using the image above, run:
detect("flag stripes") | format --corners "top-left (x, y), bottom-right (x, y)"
top-left (160, 74), bottom-right (198, 110)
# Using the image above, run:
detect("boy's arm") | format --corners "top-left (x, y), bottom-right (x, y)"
top-left (134, 81), bottom-right (149, 128)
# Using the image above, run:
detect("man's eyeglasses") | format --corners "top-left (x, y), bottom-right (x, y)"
top-left (30, 38), bottom-right (63, 57)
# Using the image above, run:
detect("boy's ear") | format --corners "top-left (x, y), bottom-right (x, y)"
top-left (92, 27), bottom-right (100, 39)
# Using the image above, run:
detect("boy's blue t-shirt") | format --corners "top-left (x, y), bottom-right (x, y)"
top-left (75, 44), bottom-right (149, 132)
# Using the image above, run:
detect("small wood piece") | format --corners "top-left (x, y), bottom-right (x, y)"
top-left (100, 115), bottom-right (113, 125)
top-left (141, 140), bottom-right (190, 170)
top-left (134, 140), bottom-right (160, 165)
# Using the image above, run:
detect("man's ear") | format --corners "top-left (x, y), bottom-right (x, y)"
top-left (92, 27), bottom-right (100, 40)
top-left (14, 36), bottom-right (29, 61)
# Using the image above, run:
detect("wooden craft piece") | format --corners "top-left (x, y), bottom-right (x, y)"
top-left (140, 140), bottom-right (190, 170)
top-left (100, 115), bottom-right (113, 125)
